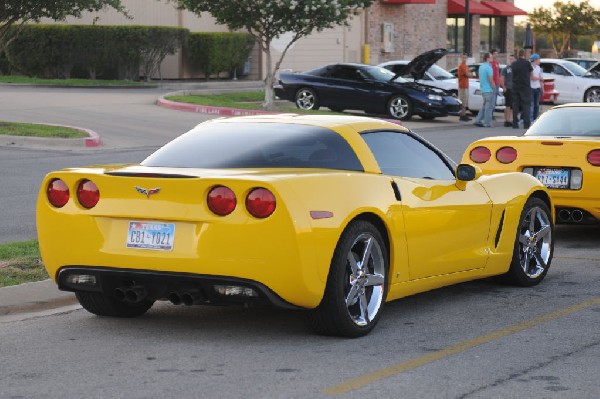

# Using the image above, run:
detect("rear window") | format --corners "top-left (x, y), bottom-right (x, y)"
top-left (142, 122), bottom-right (364, 170)
top-left (526, 107), bottom-right (600, 137)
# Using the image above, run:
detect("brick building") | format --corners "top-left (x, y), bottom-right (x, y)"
top-left (53, 0), bottom-right (526, 80)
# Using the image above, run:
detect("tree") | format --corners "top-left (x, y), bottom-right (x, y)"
top-left (174, 0), bottom-right (373, 109)
top-left (528, 0), bottom-right (600, 55)
top-left (0, 0), bottom-right (127, 52)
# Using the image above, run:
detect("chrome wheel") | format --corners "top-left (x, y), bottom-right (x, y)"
top-left (345, 232), bottom-right (386, 327)
top-left (388, 95), bottom-right (412, 120)
top-left (304, 220), bottom-right (388, 337)
top-left (295, 88), bottom-right (319, 110)
top-left (584, 87), bottom-right (600, 102)
top-left (517, 205), bottom-right (552, 278)
top-left (504, 197), bottom-right (553, 286)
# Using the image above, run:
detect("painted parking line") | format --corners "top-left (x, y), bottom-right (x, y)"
top-left (323, 296), bottom-right (600, 395)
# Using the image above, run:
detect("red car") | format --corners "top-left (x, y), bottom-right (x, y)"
top-left (542, 78), bottom-right (559, 104)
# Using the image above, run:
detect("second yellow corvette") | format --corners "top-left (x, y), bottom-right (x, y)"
top-left (462, 103), bottom-right (600, 224)
top-left (37, 114), bottom-right (553, 337)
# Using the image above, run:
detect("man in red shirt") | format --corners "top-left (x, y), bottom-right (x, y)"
top-left (490, 49), bottom-right (501, 117)
top-left (457, 53), bottom-right (471, 121)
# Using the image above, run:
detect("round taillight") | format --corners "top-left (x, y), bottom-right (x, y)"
top-left (587, 149), bottom-right (600, 166)
top-left (246, 188), bottom-right (276, 219)
top-left (207, 186), bottom-right (236, 216)
top-left (47, 179), bottom-right (70, 208)
top-left (77, 179), bottom-right (100, 209)
top-left (469, 146), bottom-right (491, 163)
top-left (496, 146), bottom-right (517, 164)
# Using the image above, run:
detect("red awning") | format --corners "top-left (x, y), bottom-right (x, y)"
top-left (480, 1), bottom-right (528, 16)
top-left (447, 0), bottom-right (493, 15)
top-left (382, 0), bottom-right (435, 3)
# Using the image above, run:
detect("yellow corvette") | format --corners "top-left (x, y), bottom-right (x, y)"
top-left (37, 114), bottom-right (553, 337)
top-left (462, 103), bottom-right (600, 225)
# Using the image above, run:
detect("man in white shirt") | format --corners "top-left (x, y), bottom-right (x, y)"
top-left (530, 53), bottom-right (544, 121)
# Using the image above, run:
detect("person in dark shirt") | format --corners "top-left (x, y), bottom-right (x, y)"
top-left (510, 49), bottom-right (533, 129)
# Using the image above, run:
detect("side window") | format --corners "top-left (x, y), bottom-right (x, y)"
top-left (553, 65), bottom-right (569, 76)
top-left (331, 66), bottom-right (362, 81)
top-left (360, 131), bottom-right (455, 180)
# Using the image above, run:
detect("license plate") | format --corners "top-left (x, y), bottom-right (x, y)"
top-left (126, 221), bottom-right (175, 251)
top-left (535, 168), bottom-right (569, 189)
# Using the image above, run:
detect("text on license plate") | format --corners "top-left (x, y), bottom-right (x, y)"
top-left (535, 168), bottom-right (569, 189)
top-left (126, 221), bottom-right (175, 251)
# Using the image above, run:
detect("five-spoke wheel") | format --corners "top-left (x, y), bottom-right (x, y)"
top-left (305, 220), bottom-right (388, 337)
top-left (387, 95), bottom-right (412, 120)
top-left (295, 88), bottom-right (320, 110)
top-left (505, 197), bottom-right (553, 286)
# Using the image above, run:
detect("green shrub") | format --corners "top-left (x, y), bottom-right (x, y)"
top-left (186, 32), bottom-right (254, 79)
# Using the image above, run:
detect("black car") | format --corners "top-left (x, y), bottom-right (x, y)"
top-left (274, 63), bottom-right (461, 120)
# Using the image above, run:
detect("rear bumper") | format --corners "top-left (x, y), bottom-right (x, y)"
top-left (58, 266), bottom-right (301, 309)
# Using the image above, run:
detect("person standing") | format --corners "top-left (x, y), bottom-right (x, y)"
top-left (530, 53), bottom-right (544, 121)
top-left (474, 53), bottom-right (495, 128)
top-left (511, 49), bottom-right (532, 129)
top-left (501, 55), bottom-right (515, 127)
top-left (490, 49), bottom-right (501, 116)
top-left (457, 53), bottom-right (471, 121)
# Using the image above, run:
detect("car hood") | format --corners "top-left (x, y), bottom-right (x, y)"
top-left (391, 80), bottom-right (450, 96)
top-left (404, 48), bottom-right (447, 80)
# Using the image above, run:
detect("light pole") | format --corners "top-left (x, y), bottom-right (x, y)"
top-left (464, 0), bottom-right (471, 56)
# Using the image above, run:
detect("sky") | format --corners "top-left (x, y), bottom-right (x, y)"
top-left (514, 0), bottom-right (600, 23)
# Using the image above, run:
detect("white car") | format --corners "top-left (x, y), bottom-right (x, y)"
top-left (540, 58), bottom-right (600, 103)
top-left (379, 49), bottom-right (505, 113)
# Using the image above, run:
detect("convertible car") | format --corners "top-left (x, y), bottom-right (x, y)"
top-left (274, 63), bottom-right (461, 120)
top-left (38, 114), bottom-right (554, 337)
top-left (462, 103), bottom-right (600, 224)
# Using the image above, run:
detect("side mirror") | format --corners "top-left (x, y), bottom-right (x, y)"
top-left (455, 164), bottom-right (481, 190)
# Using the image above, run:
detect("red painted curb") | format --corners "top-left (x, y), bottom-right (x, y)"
top-left (156, 96), bottom-right (276, 117)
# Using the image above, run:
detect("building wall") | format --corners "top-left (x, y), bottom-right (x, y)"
top-left (367, 1), bottom-right (447, 67)
top-left (37, 0), bottom-right (517, 79)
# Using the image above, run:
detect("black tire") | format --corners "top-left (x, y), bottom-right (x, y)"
top-left (502, 197), bottom-right (553, 286)
top-left (305, 220), bottom-right (388, 337)
top-left (387, 94), bottom-right (413, 120)
top-left (295, 88), bottom-right (320, 110)
top-left (584, 87), bottom-right (600, 102)
top-left (76, 292), bottom-right (154, 318)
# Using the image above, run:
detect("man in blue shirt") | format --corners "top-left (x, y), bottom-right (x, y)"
top-left (474, 53), bottom-right (496, 127)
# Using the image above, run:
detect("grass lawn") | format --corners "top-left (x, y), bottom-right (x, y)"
top-left (0, 75), bottom-right (145, 86)
top-left (0, 240), bottom-right (48, 287)
top-left (0, 121), bottom-right (87, 138)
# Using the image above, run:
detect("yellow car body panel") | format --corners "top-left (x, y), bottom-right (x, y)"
top-left (462, 135), bottom-right (600, 221)
top-left (37, 114), bottom-right (551, 312)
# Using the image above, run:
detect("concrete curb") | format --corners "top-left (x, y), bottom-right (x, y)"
top-left (156, 94), bottom-right (276, 117)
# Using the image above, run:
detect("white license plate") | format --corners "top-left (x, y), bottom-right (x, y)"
top-left (535, 168), bottom-right (569, 189)
top-left (126, 221), bottom-right (175, 251)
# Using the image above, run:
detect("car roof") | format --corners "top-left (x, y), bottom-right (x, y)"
top-left (553, 103), bottom-right (600, 109)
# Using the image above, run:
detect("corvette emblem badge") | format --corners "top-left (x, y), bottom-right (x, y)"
top-left (135, 186), bottom-right (161, 198)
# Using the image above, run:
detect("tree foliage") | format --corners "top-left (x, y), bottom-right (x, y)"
top-left (528, 0), bottom-right (600, 54)
top-left (0, 0), bottom-right (127, 51)
top-left (175, 0), bottom-right (374, 108)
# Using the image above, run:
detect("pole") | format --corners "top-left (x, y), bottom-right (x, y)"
top-left (464, 0), bottom-right (471, 56)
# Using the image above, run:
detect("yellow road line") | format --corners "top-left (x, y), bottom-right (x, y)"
top-left (323, 297), bottom-right (600, 395)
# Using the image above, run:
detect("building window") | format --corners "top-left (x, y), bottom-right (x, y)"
top-left (447, 17), bottom-right (465, 53)
top-left (480, 16), bottom-right (507, 53)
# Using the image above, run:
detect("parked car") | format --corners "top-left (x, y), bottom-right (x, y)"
top-left (37, 114), bottom-right (554, 337)
top-left (449, 62), bottom-right (559, 105)
top-left (564, 57), bottom-right (599, 70)
top-left (274, 63), bottom-right (461, 120)
top-left (462, 103), bottom-right (600, 224)
top-left (380, 49), bottom-right (505, 113)
top-left (539, 58), bottom-right (600, 103)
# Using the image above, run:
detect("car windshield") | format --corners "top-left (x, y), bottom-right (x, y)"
top-left (428, 64), bottom-right (455, 80)
top-left (561, 61), bottom-right (589, 77)
top-left (525, 107), bottom-right (600, 137)
top-left (363, 65), bottom-right (409, 83)
top-left (142, 122), bottom-right (364, 170)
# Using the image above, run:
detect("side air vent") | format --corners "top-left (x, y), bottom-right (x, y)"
top-left (495, 210), bottom-right (505, 248)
